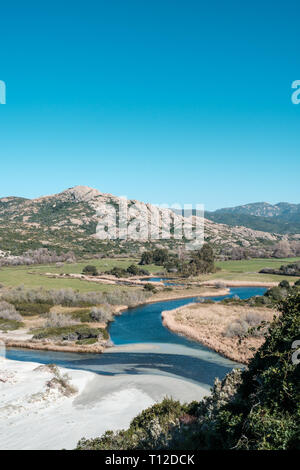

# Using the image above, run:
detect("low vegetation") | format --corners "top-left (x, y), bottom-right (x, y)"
top-left (0, 301), bottom-right (23, 322)
top-left (2, 285), bottom-right (150, 309)
top-left (221, 280), bottom-right (299, 308)
top-left (42, 364), bottom-right (78, 397)
top-left (32, 324), bottom-right (108, 342)
top-left (44, 312), bottom-right (77, 328)
top-left (0, 248), bottom-right (76, 267)
top-left (260, 261), bottom-right (300, 277)
top-left (0, 284), bottom-right (149, 349)
top-left (0, 318), bottom-right (24, 331)
top-left (224, 310), bottom-right (269, 338)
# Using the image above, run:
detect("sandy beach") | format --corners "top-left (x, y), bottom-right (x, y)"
top-left (0, 357), bottom-right (209, 450)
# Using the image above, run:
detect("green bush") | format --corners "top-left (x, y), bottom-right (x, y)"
top-left (82, 265), bottom-right (98, 276)
top-left (68, 309), bottom-right (92, 323)
top-left (76, 338), bottom-right (98, 345)
top-left (143, 283), bottom-right (157, 292)
top-left (12, 302), bottom-right (52, 316)
top-left (0, 318), bottom-right (24, 331)
top-left (108, 267), bottom-right (129, 278)
top-left (32, 324), bottom-right (108, 341)
top-left (279, 280), bottom-right (290, 289)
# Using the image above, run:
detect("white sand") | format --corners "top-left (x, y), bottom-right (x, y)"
top-left (0, 357), bottom-right (208, 450)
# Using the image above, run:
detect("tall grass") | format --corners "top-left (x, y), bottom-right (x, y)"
top-left (3, 286), bottom-right (150, 308)
top-left (0, 300), bottom-right (23, 321)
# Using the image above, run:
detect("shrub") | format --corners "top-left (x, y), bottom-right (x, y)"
top-left (0, 301), bottom-right (23, 321)
top-left (45, 365), bottom-right (77, 397)
top-left (224, 311), bottom-right (268, 338)
top-left (82, 265), bottom-right (98, 276)
top-left (44, 312), bottom-right (77, 328)
top-left (279, 280), bottom-right (290, 289)
top-left (0, 318), bottom-right (24, 331)
top-left (3, 286), bottom-right (150, 309)
top-left (32, 324), bottom-right (108, 341)
top-left (76, 398), bottom-right (188, 450)
top-left (215, 281), bottom-right (226, 289)
top-left (90, 306), bottom-right (113, 323)
top-left (76, 338), bottom-right (98, 345)
top-left (144, 283), bottom-right (157, 292)
top-left (126, 264), bottom-right (149, 276)
top-left (108, 267), bottom-right (128, 278)
top-left (12, 302), bottom-right (51, 316)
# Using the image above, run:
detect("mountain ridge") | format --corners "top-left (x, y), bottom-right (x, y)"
top-left (0, 186), bottom-right (299, 257)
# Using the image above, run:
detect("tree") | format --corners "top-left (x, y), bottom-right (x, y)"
top-left (179, 244), bottom-right (215, 276)
top-left (139, 248), bottom-right (169, 266)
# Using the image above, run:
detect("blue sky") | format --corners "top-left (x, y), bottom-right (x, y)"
top-left (0, 0), bottom-right (299, 210)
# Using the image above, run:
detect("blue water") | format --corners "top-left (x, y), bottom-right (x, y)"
top-left (5, 287), bottom-right (267, 388)
top-left (110, 286), bottom-right (267, 346)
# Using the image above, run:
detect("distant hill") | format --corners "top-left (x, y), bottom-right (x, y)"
top-left (205, 202), bottom-right (300, 234)
top-left (0, 186), bottom-right (298, 257)
top-left (215, 202), bottom-right (300, 218)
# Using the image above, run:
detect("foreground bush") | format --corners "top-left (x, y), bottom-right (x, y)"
top-left (76, 293), bottom-right (300, 450)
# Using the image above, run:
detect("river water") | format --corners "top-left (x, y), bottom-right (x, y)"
top-left (5, 287), bottom-right (266, 394)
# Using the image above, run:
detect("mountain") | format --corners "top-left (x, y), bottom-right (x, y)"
top-left (215, 202), bottom-right (300, 218)
top-left (0, 186), bottom-right (299, 257)
top-left (205, 202), bottom-right (300, 234)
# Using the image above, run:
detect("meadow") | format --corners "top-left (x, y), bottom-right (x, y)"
top-left (0, 258), bottom-right (162, 292)
top-left (208, 257), bottom-right (300, 283)
top-left (0, 257), bottom-right (299, 292)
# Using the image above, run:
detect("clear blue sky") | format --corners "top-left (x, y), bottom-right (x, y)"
top-left (0, 0), bottom-right (299, 210)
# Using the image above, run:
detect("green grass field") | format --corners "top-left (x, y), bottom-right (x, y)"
top-left (210, 257), bottom-right (300, 283)
top-left (0, 258), bottom-right (163, 292)
top-left (0, 257), bottom-right (299, 292)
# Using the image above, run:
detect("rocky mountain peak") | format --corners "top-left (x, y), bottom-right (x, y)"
top-left (60, 186), bottom-right (103, 202)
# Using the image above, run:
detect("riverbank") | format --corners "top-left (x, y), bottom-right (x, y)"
top-left (0, 304), bottom-right (127, 354)
top-left (146, 286), bottom-right (230, 303)
top-left (0, 357), bottom-right (209, 450)
top-left (199, 279), bottom-right (279, 288)
top-left (0, 287), bottom-right (228, 354)
top-left (162, 302), bottom-right (275, 364)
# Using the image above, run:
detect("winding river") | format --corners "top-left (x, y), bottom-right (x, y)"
top-left (5, 286), bottom-right (267, 401)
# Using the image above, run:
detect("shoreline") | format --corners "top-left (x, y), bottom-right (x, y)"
top-left (2, 283), bottom-right (269, 355)
top-left (0, 357), bottom-right (209, 450)
top-left (1, 287), bottom-right (230, 354)
top-left (198, 279), bottom-right (278, 288)
top-left (162, 302), bottom-right (275, 365)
